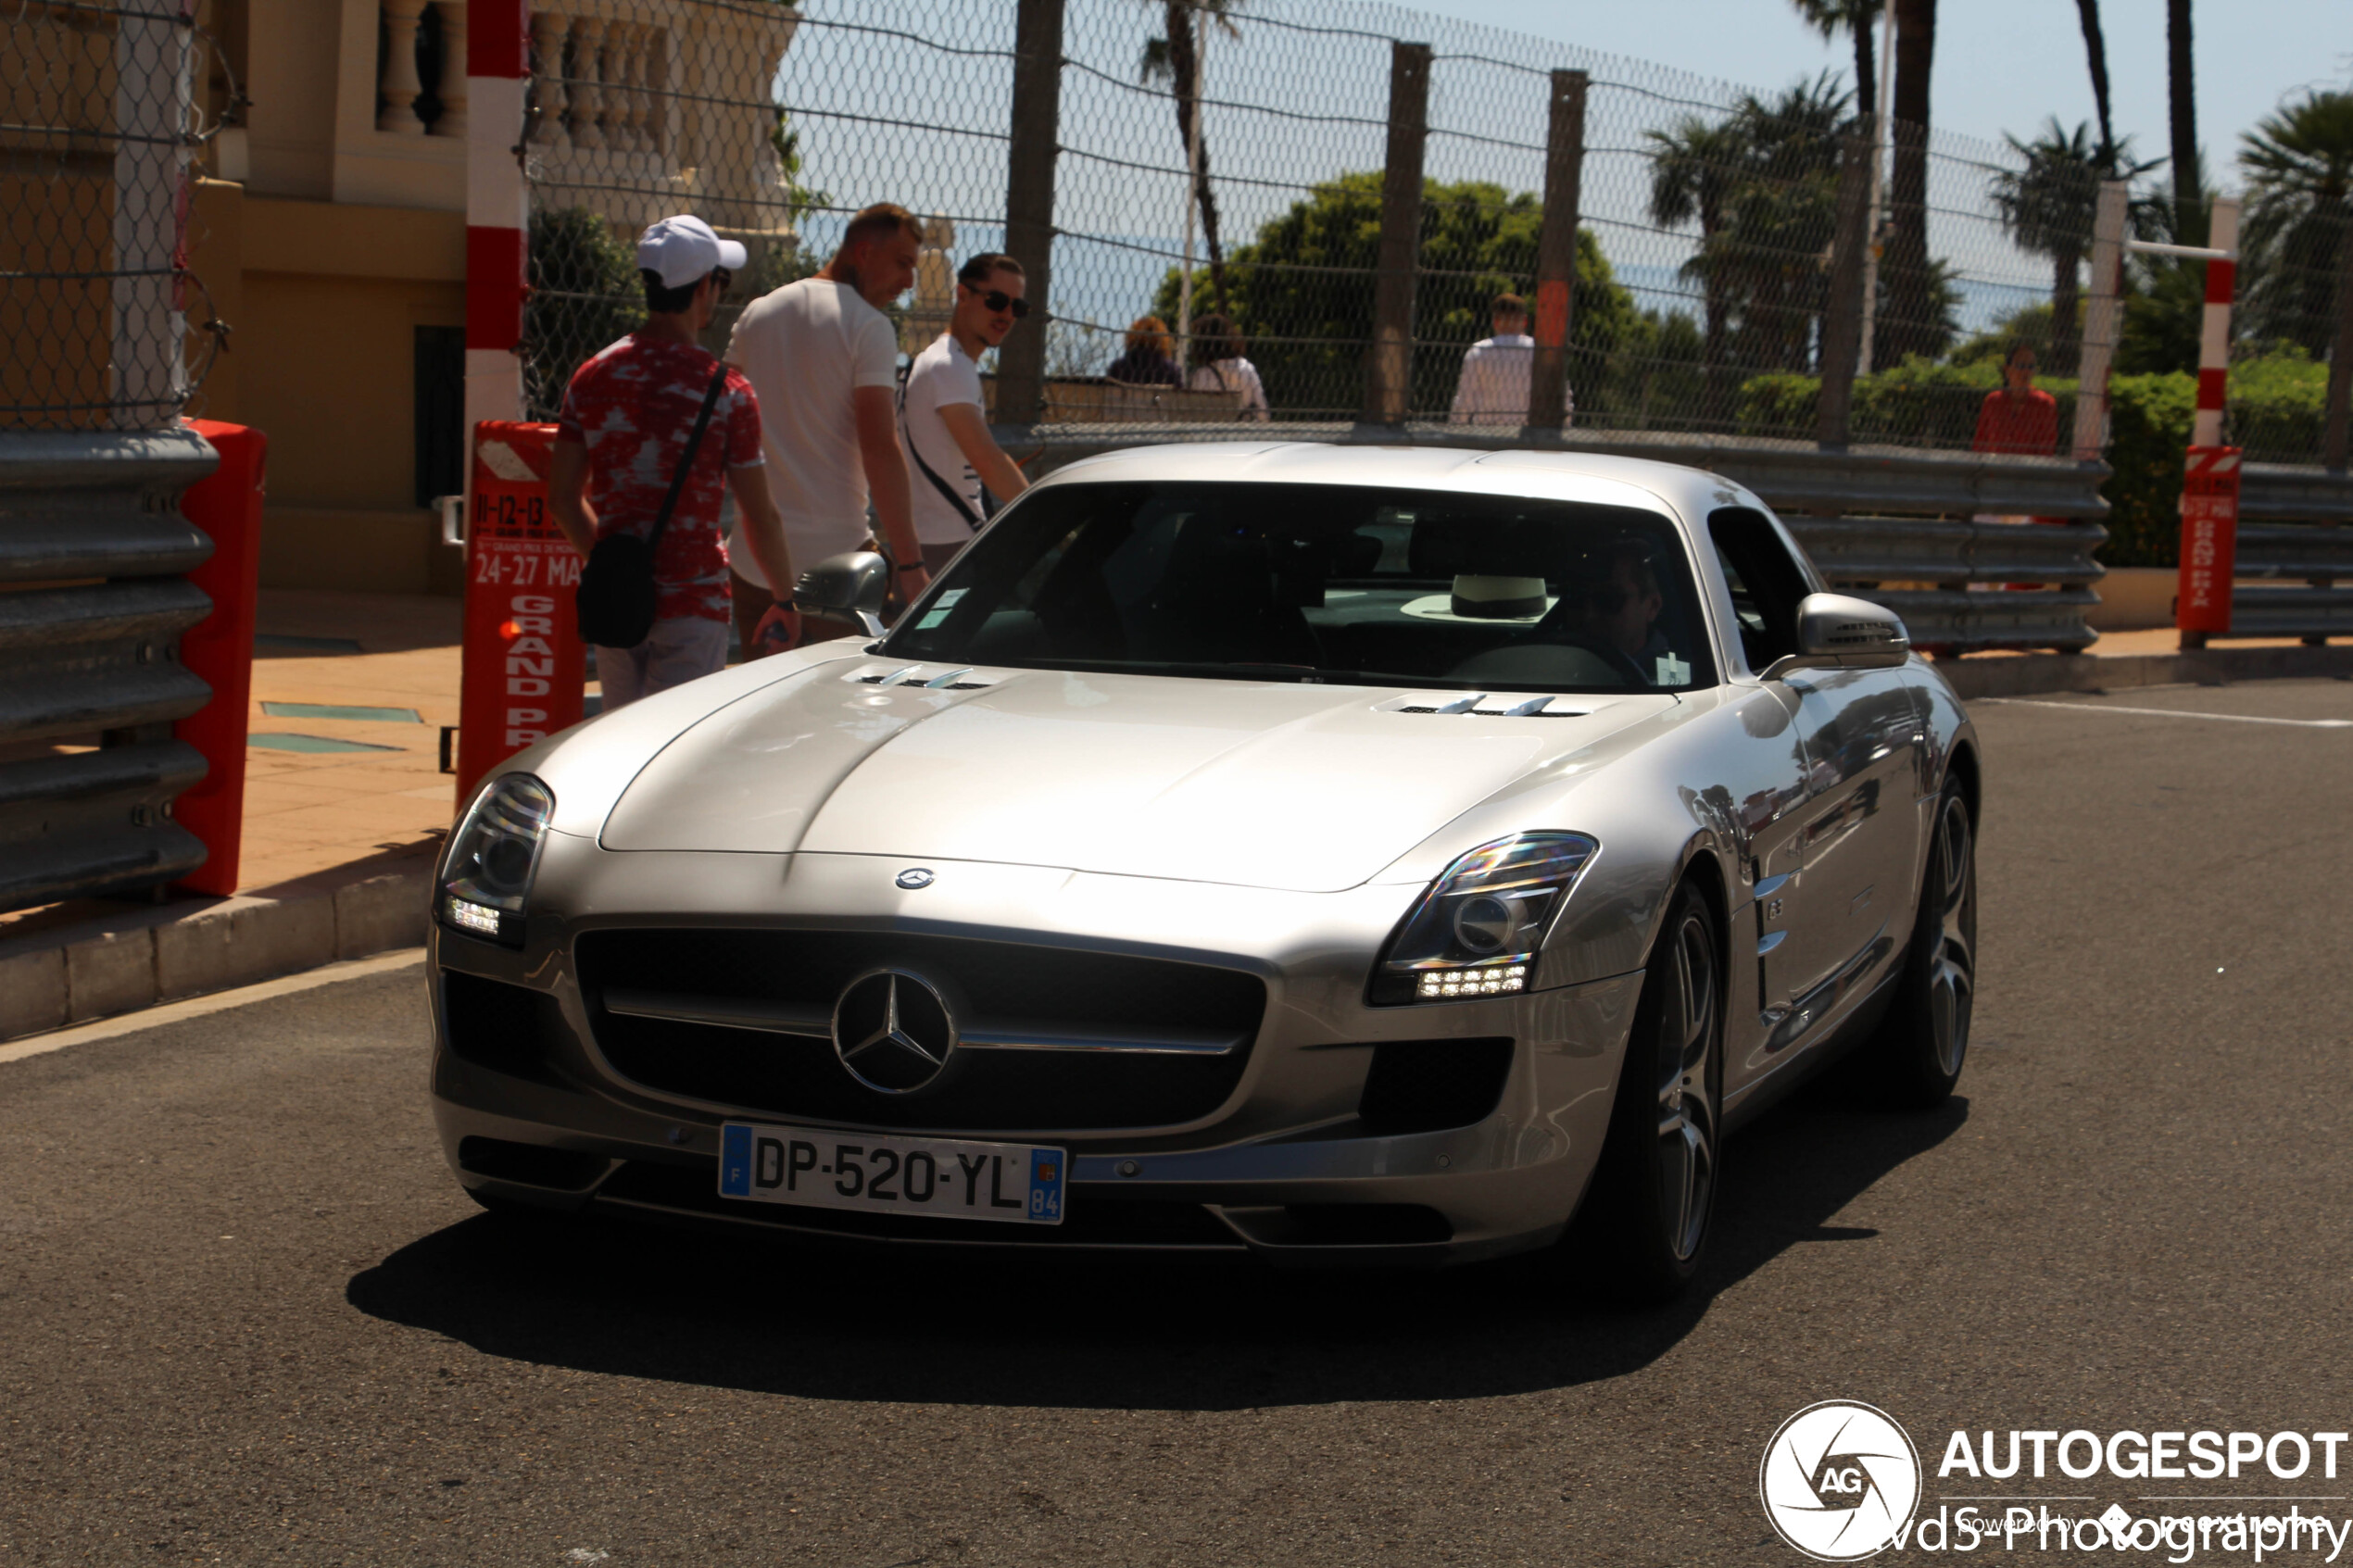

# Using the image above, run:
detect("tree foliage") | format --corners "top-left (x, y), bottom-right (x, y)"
top-left (1987, 118), bottom-right (2158, 374)
top-left (2237, 89), bottom-right (2353, 358)
top-left (1150, 172), bottom-right (1642, 420)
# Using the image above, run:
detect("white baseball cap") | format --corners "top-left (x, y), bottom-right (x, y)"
top-left (635, 214), bottom-right (748, 289)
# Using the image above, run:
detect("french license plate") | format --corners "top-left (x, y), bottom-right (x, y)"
top-left (717, 1123), bottom-right (1066, 1225)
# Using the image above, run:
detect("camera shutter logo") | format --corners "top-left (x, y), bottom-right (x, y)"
top-left (1758, 1401), bottom-right (1922, 1562)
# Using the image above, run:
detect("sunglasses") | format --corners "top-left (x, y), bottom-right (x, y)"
top-left (711, 267), bottom-right (733, 292)
top-left (966, 284), bottom-right (1030, 319)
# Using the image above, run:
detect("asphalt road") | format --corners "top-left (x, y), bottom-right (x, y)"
top-left (5, 678), bottom-right (2351, 1567)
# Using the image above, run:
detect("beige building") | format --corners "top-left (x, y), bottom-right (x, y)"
top-left (168, 0), bottom-right (799, 595)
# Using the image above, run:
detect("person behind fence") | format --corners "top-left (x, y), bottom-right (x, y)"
top-left (1185, 314), bottom-right (1269, 420)
top-left (899, 253), bottom-right (1034, 574)
top-left (724, 202), bottom-right (929, 657)
top-left (1448, 292), bottom-right (1571, 426)
top-left (547, 215), bottom-right (798, 710)
top-left (1972, 342), bottom-right (2058, 458)
top-left (1104, 317), bottom-right (1182, 386)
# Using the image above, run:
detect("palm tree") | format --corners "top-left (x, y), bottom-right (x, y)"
top-left (1787, 0), bottom-right (1881, 117)
top-left (2166, 0), bottom-right (2203, 245)
top-left (2073, 0), bottom-right (2115, 162)
top-left (1989, 119), bottom-right (2158, 375)
top-left (1139, 1), bottom-right (1243, 316)
top-left (1719, 74), bottom-right (1855, 372)
top-left (1646, 117), bottom-right (1748, 424)
top-left (1881, 0), bottom-right (1936, 364)
top-left (2238, 90), bottom-right (2353, 358)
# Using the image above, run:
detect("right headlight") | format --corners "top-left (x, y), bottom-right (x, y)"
top-left (1370, 832), bottom-right (1599, 1005)
top-left (438, 772), bottom-right (554, 947)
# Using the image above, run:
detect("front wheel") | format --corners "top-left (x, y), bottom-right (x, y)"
top-left (1870, 780), bottom-right (1977, 1108)
top-left (1574, 880), bottom-right (1724, 1303)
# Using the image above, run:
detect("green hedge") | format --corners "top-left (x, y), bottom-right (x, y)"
top-left (1736, 356), bottom-right (2332, 568)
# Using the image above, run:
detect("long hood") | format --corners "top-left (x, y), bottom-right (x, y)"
top-left (599, 661), bottom-right (1672, 892)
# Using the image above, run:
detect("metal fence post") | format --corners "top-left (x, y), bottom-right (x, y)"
top-left (2069, 180), bottom-right (2131, 462)
top-left (998, 0), bottom-right (1065, 428)
top-left (1360, 40), bottom-right (1429, 429)
top-left (1815, 132), bottom-right (1875, 450)
top-left (2324, 216), bottom-right (2353, 474)
top-left (1527, 69), bottom-right (1586, 434)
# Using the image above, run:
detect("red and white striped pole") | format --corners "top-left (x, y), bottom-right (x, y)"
top-left (2174, 196), bottom-right (2243, 647)
top-left (464, 0), bottom-right (530, 457)
top-left (2191, 197), bottom-right (2241, 447)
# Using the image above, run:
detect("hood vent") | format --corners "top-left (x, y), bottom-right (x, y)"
top-left (842, 663), bottom-right (1002, 692)
top-left (1376, 693), bottom-right (1597, 718)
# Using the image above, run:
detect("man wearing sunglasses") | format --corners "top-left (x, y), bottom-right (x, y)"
top-left (896, 254), bottom-right (1033, 575)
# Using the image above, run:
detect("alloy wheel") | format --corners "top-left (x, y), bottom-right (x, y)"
top-left (1927, 793), bottom-right (1976, 1080)
top-left (1654, 909), bottom-right (1718, 1263)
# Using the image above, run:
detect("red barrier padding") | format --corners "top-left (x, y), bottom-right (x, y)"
top-left (2176, 445), bottom-right (2242, 636)
top-left (456, 421), bottom-right (585, 807)
top-left (172, 420), bottom-right (267, 897)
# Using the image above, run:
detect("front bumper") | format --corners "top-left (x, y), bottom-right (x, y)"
top-left (427, 847), bottom-right (1646, 1266)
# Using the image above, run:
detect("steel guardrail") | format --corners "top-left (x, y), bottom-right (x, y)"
top-left (0, 429), bottom-right (219, 910)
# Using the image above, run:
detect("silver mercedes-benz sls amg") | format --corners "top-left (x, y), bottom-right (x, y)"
top-left (429, 443), bottom-right (1977, 1297)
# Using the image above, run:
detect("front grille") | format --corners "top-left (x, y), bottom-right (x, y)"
top-left (574, 929), bottom-right (1267, 1133)
top-left (596, 1160), bottom-right (1243, 1248)
top-left (1357, 1037), bottom-right (1514, 1135)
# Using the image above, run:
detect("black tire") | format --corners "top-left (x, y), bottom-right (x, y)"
top-left (1870, 779), bottom-right (1977, 1109)
top-left (1575, 879), bottom-right (1725, 1304)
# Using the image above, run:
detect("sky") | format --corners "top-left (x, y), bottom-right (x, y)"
top-left (1402, 0), bottom-right (2353, 182)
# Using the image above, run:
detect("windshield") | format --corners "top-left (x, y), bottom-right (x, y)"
top-left (885, 481), bottom-right (1717, 693)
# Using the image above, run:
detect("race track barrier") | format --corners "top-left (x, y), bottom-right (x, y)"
top-left (0, 430), bottom-right (220, 911)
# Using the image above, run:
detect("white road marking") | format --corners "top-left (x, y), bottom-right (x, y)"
top-left (0, 948), bottom-right (425, 1065)
top-left (1981, 698), bottom-right (2353, 729)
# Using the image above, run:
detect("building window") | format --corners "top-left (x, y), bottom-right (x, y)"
top-left (414, 325), bottom-right (465, 507)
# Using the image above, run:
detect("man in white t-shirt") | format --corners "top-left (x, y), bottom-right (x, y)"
top-left (1448, 292), bottom-right (1573, 427)
top-left (724, 202), bottom-right (927, 653)
top-left (899, 253), bottom-right (1032, 573)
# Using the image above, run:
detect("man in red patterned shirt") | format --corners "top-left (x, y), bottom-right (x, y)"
top-left (548, 215), bottom-right (799, 709)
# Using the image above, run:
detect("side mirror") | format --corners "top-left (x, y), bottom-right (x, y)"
top-left (795, 550), bottom-right (890, 639)
top-left (1760, 593), bottom-right (1911, 681)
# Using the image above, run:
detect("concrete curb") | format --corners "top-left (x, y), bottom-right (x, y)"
top-left (0, 867), bottom-right (430, 1042)
top-left (1938, 643), bottom-right (2353, 699)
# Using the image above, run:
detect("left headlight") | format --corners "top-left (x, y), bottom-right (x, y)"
top-left (438, 773), bottom-right (554, 947)
top-left (1370, 832), bottom-right (1599, 1005)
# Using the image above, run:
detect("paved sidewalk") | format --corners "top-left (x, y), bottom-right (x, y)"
top-left (238, 589), bottom-right (472, 889)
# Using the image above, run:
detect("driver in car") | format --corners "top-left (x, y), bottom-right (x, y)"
top-left (1570, 541), bottom-right (1680, 685)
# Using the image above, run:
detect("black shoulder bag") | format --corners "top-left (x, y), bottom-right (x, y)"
top-left (574, 363), bottom-right (728, 649)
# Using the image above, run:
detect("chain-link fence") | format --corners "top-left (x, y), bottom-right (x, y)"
top-left (1, 0), bottom-right (228, 432)
top-left (516, 0), bottom-right (2349, 464)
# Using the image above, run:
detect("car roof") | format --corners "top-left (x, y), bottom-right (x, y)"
top-left (1033, 441), bottom-right (1764, 524)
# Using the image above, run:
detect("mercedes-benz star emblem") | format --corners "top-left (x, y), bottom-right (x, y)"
top-left (831, 968), bottom-right (959, 1093)
top-left (895, 867), bottom-right (936, 890)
